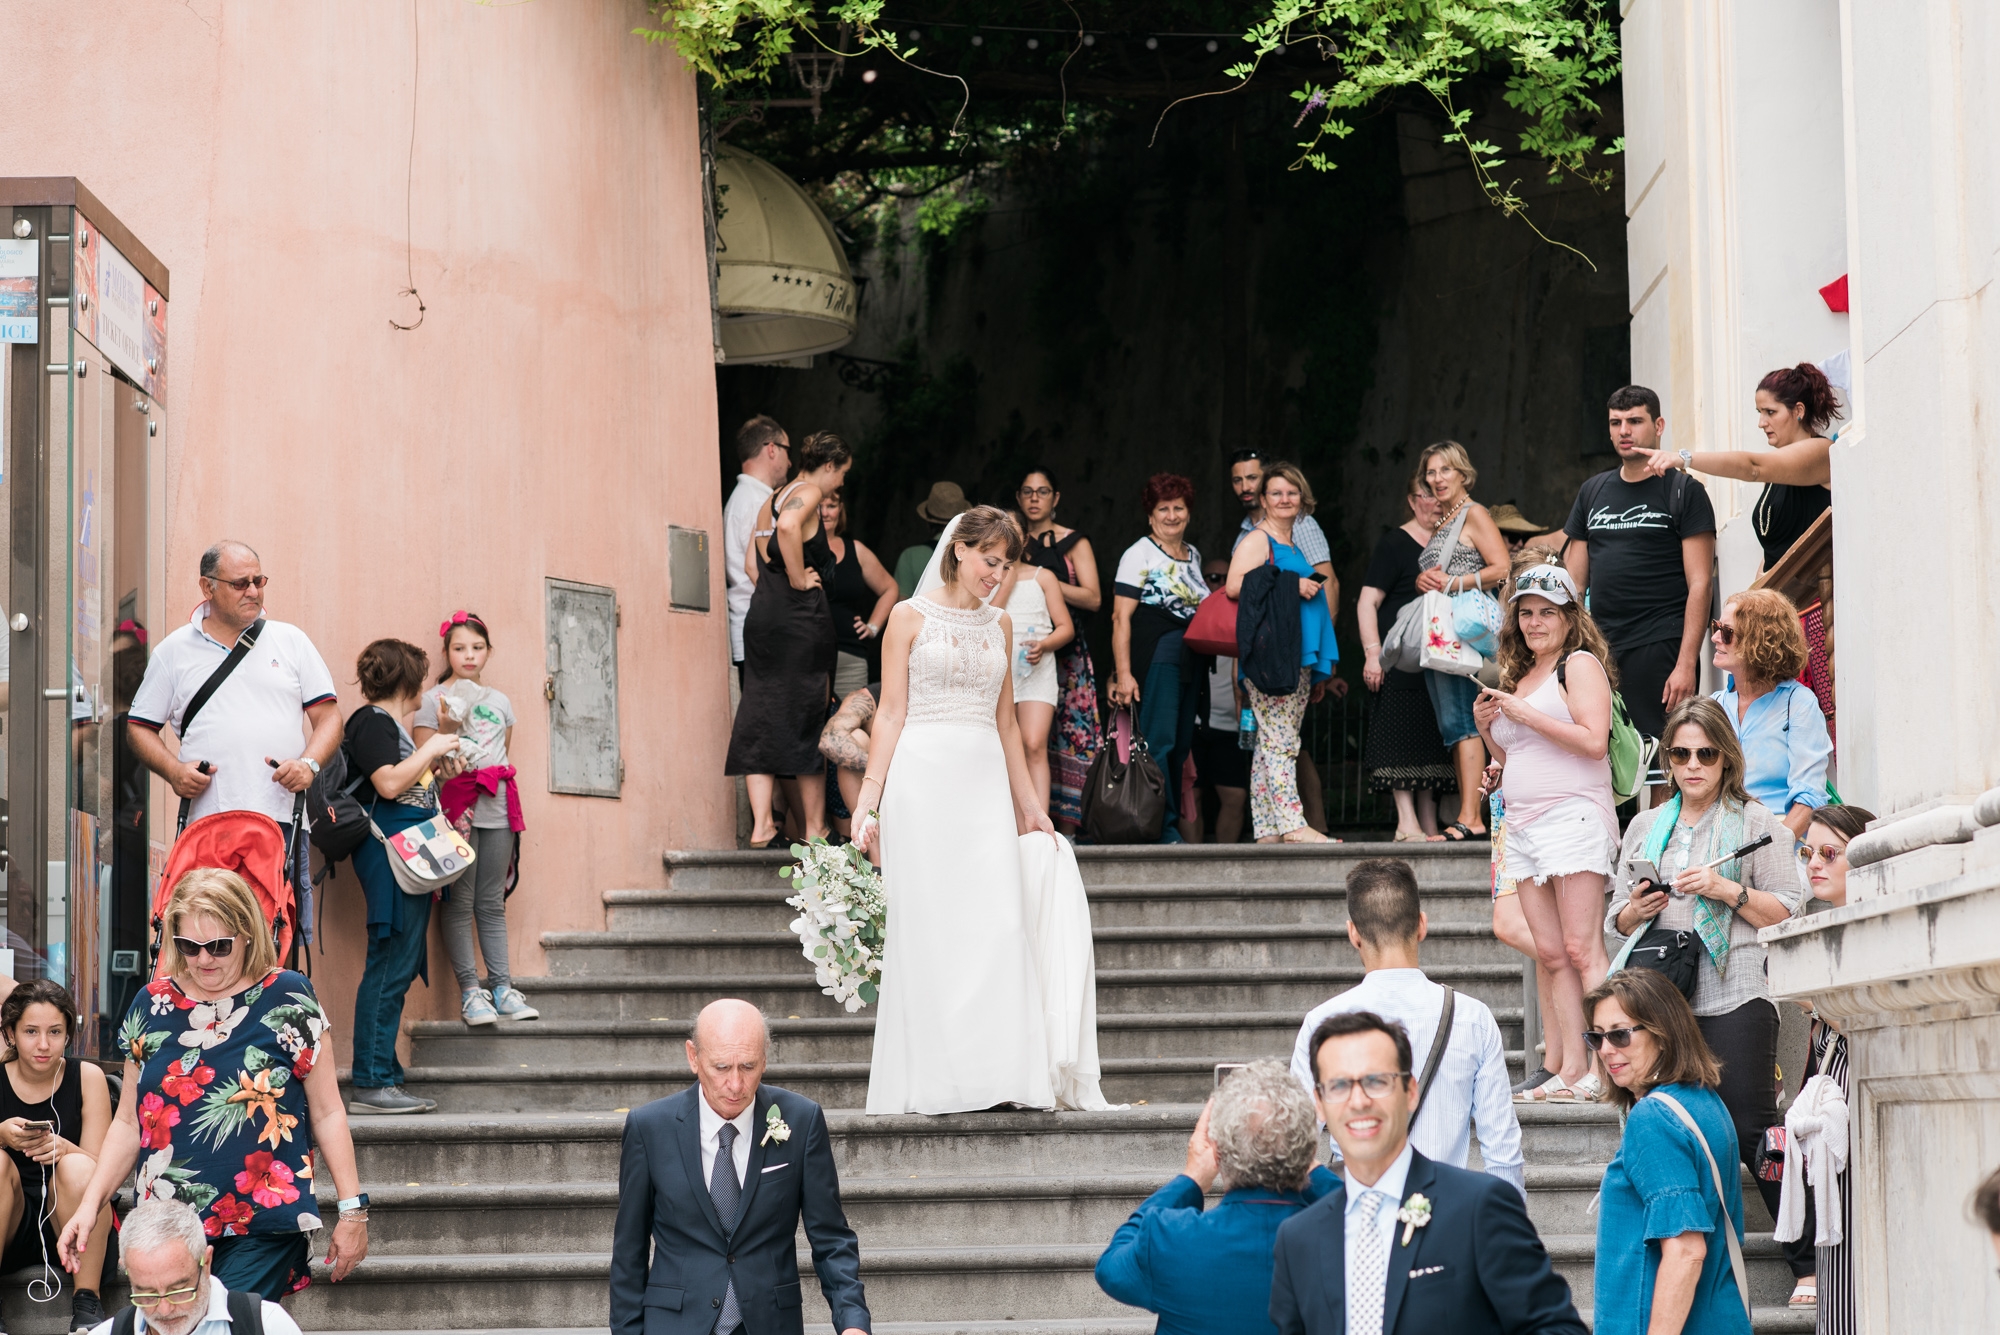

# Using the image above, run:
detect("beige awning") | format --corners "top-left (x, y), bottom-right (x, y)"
top-left (714, 146), bottom-right (856, 363)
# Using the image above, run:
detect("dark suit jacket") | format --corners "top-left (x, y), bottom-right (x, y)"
top-left (1269, 1150), bottom-right (1585, 1335)
top-left (610, 1084), bottom-right (870, 1335)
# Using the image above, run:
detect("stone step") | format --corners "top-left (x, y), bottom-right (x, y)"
top-left (658, 844), bottom-right (1493, 895)
top-left (346, 1103), bottom-right (1617, 1188)
top-left (298, 1314), bottom-right (1815, 1335)
top-left (0, 1271), bottom-right (129, 1335)
top-left (611, 880), bottom-right (1502, 933)
top-left (505, 963), bottom-right (1527, 1022)
top-left (285, 1230), bottom-right (1797, 1330)
top-left (408, 1010), bottom-right (1527, 1069)
top-left (540, 922), bottom-right (1518, 977)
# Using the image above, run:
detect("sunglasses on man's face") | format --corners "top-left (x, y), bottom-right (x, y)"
top-left (1582, 1025), bottom-right (1647, 1051)
top-left (205, 574), bottom-right (268, 593)
top-left (1666, 746), bottom-right (1722, 767)
top-left (1707, 619), bottom-right (1736, 646)
top-left (173, 935), bottom-right (237, 960)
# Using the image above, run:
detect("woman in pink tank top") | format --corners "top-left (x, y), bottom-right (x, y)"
top-left (1474, 563), bottom-right (1621, 1104)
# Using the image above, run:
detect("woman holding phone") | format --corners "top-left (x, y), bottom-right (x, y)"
top-left (1474, 563), bottom-right (1619, 1102)
top-left (1605, 697), bottom-right (1809, 1298)
top-left (1223, 463), bottom-right (1337, 843)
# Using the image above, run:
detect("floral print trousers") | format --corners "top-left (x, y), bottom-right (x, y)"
top-left (1247, 668), bottom-right (1311, 839)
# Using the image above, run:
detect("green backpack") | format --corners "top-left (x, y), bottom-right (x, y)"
top-left (1558, 652), bottom-right (1646, 803)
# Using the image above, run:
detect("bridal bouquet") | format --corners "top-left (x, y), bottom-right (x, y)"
top-left (781, 839), bottom-right (887, 1012)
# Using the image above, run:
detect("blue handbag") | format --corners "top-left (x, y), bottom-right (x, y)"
top-left (1452, 588), bottom-right (1501, 657)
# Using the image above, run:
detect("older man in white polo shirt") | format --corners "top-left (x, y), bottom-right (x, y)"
top-left (127, 541), bottom-right (341, 838)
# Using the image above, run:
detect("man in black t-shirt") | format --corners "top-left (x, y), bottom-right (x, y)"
top-left (1562, 385), bottom-right (1716, 743)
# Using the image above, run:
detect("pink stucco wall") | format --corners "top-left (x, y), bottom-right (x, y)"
top-left (3, 1), bottom-right (730, 1058)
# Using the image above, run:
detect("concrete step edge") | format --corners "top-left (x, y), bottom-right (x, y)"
top-left (409, 1010), bottom-right (1524, 1039)
top-left (545, 923), bottom-right (1505, 948)
top-left (664, 844), bottom-right (1486, 868)
top-left (616, 883), bottom-right (1496, 905)
top-left (513, 963), bottom-right (1525, 991)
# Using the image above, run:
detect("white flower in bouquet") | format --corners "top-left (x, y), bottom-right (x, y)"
top-left (781, 838), bottom-right (888, 1012)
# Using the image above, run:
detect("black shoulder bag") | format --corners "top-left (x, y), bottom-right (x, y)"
top-left (174, 618), bottom-right (266, 834)
top-left (1411, 986), bottom-right (1456, 1126)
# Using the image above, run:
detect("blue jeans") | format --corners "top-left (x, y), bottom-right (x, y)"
top-left (1138, 659), bottom-right (1197, 831)
top-left (349, 873), bottom-right (433, 1089)
top-left (1424, 668), bottom-right (1481, 747)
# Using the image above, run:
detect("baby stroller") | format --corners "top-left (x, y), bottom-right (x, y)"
top-left (148, 800), bottom-right (303, 978)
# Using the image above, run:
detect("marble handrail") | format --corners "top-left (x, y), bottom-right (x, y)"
top-left (1846, 785), bottom-right (2000, 868)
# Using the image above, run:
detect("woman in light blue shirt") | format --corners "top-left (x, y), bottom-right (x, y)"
top-left (1587, 968), bottom-right (1751, 1335)
top-left (1710, 589), bottom-right (1831, 840)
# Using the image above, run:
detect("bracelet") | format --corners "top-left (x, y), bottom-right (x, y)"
top-left (339, 1210), bottom-right (370, 1223)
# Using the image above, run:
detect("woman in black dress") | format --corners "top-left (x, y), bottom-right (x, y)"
top-left (1016, 467), bottom-right (1104, 834)
top-left (726, 431), bottom-right (854, 847)
top-left (819, 490), bottom-right (899, 700)
top-left (1356, 470), bottom-right (1454, 838)
top-left (0, 981), bottom-right (114, 1330)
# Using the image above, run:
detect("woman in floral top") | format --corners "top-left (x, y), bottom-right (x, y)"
top-left (59, 868), bottom-right (369, 1301)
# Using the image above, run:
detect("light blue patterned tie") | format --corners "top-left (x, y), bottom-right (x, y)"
top-left (1350, 1190), bottom-right (1390, 1335)
top-left (710, 1123), bottom-right (742, 1333)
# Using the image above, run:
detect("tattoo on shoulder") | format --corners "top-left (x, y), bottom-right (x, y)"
top-left (780, 496), bottom-right (808, 514)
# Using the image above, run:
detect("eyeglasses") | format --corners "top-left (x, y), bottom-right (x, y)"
top-left (1317, 1071), bottom-right (1409, 1100)
top-left (1582, 1026), bottom-right (1647, 1051)
top-left (1707, 619), bottom-right (1736, 646)
top-left (1017, 486), bottom-right (1054, 500)
top-left (172, 935), bottom-right (237, 960)
top-left (204, 574), bottom-right (268, 592)
top-left (1797, 842), bottom-right (1847, 867)
top-left (130, 1259), bottom-right (209, 1309)
top-left (1665, 746), bottom-right (1722, 767)
top-left (1513, 571), bottom-right (1572, 596)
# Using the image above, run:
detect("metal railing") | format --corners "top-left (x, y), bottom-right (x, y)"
top-left (1299, 684), bottom-right (1392, 832)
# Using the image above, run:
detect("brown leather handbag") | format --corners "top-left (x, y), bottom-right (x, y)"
top-left (1081, 708), bottom-right (1166, 845)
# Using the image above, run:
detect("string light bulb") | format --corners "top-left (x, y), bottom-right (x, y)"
top-left (1082, 33), bottom-right (1095, 45)
top-left (1026, 36), bottom-right (1039, 49)
top-left (1205, 39), bottom-right (1218, 52)
top-left (971, 33), bottom-right (983, 45)
top-left (862, 68), bottom-right (878, 82)
top-left (1145, 36), bottom-right (1158, 49)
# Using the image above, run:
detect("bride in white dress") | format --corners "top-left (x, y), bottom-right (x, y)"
top-left (856, 506), bottom-right (1114, 1115)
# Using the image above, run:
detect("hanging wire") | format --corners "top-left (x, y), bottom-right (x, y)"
top-left (390, 0), bottom-right (426, 332)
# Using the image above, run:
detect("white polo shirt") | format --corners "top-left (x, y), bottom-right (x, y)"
top-left (724, 472), bottom-right (775, 664)
top-left (129, 603), bottom-right (338, 826)
top-left (87, 1276), bottom-right (304, 1335)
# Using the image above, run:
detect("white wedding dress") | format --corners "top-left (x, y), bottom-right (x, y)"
top-left (865, 559), bottom-right (1117, 1115)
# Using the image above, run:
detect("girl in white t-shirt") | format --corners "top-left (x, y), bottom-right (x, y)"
top-left (414, 611), bottom-right (535, 1028)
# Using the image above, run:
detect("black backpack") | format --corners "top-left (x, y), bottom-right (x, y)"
top-left (305, 737), bottom-right (371, 864)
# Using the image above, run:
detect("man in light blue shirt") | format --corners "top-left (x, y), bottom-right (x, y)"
top-left (1290, 858), bottom-right (1525, 1198)
top-left (88, 1199), bottom-right (305, 1335)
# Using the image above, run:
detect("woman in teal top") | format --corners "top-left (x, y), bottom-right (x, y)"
top-left (1586, 968), bottom-right (1752, 1335)
top-left (1224, 462), bottom-right (1336, 843)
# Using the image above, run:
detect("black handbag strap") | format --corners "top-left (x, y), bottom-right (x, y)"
top-left (1411, 986), bottom-right (1456, 1125)
top-left (176, 618), bottom-right (265, 833)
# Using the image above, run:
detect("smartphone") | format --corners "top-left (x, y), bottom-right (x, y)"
top-left (1214, 1063), bottom-right (1247, 1088)
top-left (19, 1120), bottom-right (52, 1135)
top-left (1629, 860), bottom-right (1673, 896)
top-left (1307, 573), bottom-right (1329, 586)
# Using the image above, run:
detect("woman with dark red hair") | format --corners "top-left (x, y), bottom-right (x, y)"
top-left (1640, 362), bottom-right (1840, 574)
top-left (1109, 473), bottom-right (1210, 842)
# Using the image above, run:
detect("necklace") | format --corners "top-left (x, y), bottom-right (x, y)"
top-left (1152, 533), bottom-right (1190, 561)
top-left (1435, 496), bottom-right (1469, 531)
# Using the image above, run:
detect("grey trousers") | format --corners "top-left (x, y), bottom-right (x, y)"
top-left (444, 825), bottom-right (515, 992)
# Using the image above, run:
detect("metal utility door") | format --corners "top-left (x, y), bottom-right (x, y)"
top-left (544, 579), bottom-right (621, 797)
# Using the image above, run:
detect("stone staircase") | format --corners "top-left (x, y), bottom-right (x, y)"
top-left (244, 842), bottom-right (1811, 1332)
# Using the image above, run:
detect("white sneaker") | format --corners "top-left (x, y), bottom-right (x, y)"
top-left (492, 986), bottom-right (540, 1021)
top-left (461, 988), bottom-right (498, 1026)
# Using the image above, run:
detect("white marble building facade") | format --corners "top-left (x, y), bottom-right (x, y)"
top-left (1621, 0), bottom-right (1998, 1328)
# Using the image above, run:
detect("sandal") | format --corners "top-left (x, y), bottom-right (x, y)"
top-left (1393, 831), bottom-right (1429, 843)
top-left (1515, 1074), bottom-right (1568, 1103)
top-left (1565, 1073), bottom-right (1607, 1103)
top-left (1789, 1280), bottom-right (1818, 1308)
top-left (1442, 822), bottom-right (1483, 842)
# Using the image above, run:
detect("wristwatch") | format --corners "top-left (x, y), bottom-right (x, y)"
top-left (301, 757), bottom-right (321, 775)
top-left (337, 1192), bottom-right (369, 1213)
top-left (1733, 886), bottom-right (1750, 912)
top-left (1677, 449), bottom-right (1694, 472)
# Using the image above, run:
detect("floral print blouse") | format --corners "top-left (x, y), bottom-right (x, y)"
top-left (117, 968), bottom-right (327, 1238)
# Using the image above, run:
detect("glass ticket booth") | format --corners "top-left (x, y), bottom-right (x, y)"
top-left (1, 180), bottom-right (167, 1056)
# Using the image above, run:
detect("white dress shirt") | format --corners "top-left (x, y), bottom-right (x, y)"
top-left (724, 472), bottom-right (776, 664)
top-left (89, 1276), bottom-right (304, 1335)
top-left (1343, 1141), bottom-right (1415, 1334)
top-left (698, 1090), bottom-right (755, 1190)
top-left (1291, 967), bottom-right (1525, 1197)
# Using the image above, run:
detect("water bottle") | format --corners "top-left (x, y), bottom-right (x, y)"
top-left (1237, 707), bottom-right (1258, 751)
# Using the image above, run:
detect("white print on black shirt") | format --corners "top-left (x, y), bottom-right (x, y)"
top-left (1585, 503), bottom-right (1674, 533)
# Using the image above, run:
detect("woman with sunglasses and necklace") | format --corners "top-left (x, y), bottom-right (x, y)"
top-left (1474, 563), bottom-right (1619, 1103)
top-left (1584, 967), bottom-right (1750, 1335)
top-left (1604, 697), bottom-right (1809, 1305)
top-left (1709, 589), bottom-right (1831, 842)
top-left (60, 867), bottom-right (370, 1303)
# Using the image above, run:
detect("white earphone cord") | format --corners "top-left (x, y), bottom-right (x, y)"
top-left (27, 1094), bottom-right (63, 1304)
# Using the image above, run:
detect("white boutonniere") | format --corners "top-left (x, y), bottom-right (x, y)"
top-left (1397, 1193), bottom-right (1433, 1246)
top-left (761, 1105), bottom-right (792, 1147)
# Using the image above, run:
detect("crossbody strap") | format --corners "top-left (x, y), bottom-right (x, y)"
top-left (226, 1286), bottom-right (267, 1335)
top-left (1410, 987), bottom-right (1456, 1125)
top-left (1650, 1091), bottom-right (1751, 1319)
top-left (176, 618), bottom-right (266, 833)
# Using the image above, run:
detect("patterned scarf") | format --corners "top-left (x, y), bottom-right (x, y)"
top-left (1642, 793), bottom-right (1746, 975)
